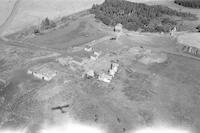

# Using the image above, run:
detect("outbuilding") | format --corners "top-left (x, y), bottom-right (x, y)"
top-left (28, 64), bottom-right (57, 81)
top-left (84, 45), bottom-right (93, 52)
top-left (114, 23), bottom-right (123, 32)
top-left (84, 70), bottom-right (95, 79)
top-left (109, 62), bottom-right (119, 77)
top-left (98, 73), bottom-right (112, 83)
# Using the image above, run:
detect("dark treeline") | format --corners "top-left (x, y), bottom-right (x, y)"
top-left (90, 0), bottom-right (196, 32)
top-left (174, 0), bottom-right (200, 8)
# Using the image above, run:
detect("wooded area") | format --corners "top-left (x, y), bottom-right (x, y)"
top-left (90, 0), bottom-right (196, 32)
top-left (174, 0), bottom-right (200, 8)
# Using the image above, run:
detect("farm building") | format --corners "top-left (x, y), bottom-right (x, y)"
top-left (90, 55), bottom-right (98, 61)
top-left (114, 23), bottom-right (123, 32)
top-left (90, 51), bottom-right (101, 61)
top-left (84, 45), bottom-right (93, 52)
top-left (170, 27), bottom-right (177, 36)
top-left (84, 70), bottom-right (95, 79)
top-left (109, 62), bottom-right (119, 77)
top-left (98, 73), bottom-right (112, 83)
top-left (28, 64), bottom-right (57, 81)
top-left (94, 51), bottom-right (101, 57)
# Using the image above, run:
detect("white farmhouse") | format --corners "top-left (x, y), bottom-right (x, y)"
top-left (28, 64), bottom-right (57, 81)
top-left (98, 73), bottom-right (112, 83)
top-left (114, 23), bottom-right (123, 32)
top-left (90, 51), bottom-right (102, 61)
top-left (170, 26), bottom-right (177, 36)
top-left (109, 62), bottom-right (119, 77)
top-left (94, 51), bottom-right (101, 57)
top-left (84, 70), bottom-right (95, 79)
top-left (84, 45), bottom-right (93, 52)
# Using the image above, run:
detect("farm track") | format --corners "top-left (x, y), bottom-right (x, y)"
top-left (0, 38), bottom-right (63, 55)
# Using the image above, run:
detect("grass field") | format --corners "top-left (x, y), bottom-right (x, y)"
top-left (178, 33), bottom-right (200, 48)
top-left (21, 15), bottom-right (107, 51)
top-left (0, 0), bottom-right (104, 35)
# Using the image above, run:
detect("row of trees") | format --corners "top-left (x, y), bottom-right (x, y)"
top-left (90, 0), bottom-right (196, 32)
top-left (174, 0), bottom-right (200, 8)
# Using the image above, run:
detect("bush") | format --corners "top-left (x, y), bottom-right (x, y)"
top-left (33, 29), bottom-right (40, 34)
top-left (124, 22), bottom-right (139, 31)
top-left (162, 18), bottom-right (177, 25)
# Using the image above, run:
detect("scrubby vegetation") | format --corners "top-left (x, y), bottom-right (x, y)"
top-left (90, 0), bottom-right (196, 32)
top-left (174, 0), bottom-right (200, 8)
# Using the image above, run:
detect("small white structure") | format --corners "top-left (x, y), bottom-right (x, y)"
top-left (70, 57), bottom-right (83, 66)
top-left (90, 56), bottom-right (98, 61)
top-left (109, 62), bottom-right (119, 77)
top-left (114, 23), bottom-right (123, 32)
top-left (84, 45), bottom-right (93, 52)
top-left (28, 64), bottom-right (57, 81)
top-left (170, 27), bottom-right (177, 36)
top-left (109, 69), bottom-right (115, 77)
top-left (111, 62), bottom-right (119, 72)
top-left (90, 51), bottom-right (102, 61)
top-left (98, 73), bottom-right (112, 83)
top-left (84, 70), bottom-right (95, 79)
top-left (94, 51), bottom-right (101, 57)
top-left (172, 27), bottom-right (177, 32)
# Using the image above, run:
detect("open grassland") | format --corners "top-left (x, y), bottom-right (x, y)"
top-left (8, 14), bottom-right (108, 52)
top-left (2, 16), bottom-right (200, 132)
top-left (178, 33), bottom-right (200, 48)
top-left (0, 0), bottom-right (18, 25)
top-left (0, 0), bottom-right (104, 35)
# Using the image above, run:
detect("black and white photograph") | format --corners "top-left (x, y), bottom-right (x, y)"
top-left (0, 0), bottom-right (200, 133)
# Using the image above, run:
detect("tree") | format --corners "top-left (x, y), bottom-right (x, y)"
top-left (41, 17), bottom-right (56, 30)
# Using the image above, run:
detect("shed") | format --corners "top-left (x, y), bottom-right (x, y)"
top-left (98, 73), bottom-right (112, 83)
top-left (114, 23), bottom-right (123, 32)
top-left (85, 70), bottom-right (95, 79)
